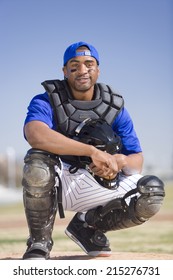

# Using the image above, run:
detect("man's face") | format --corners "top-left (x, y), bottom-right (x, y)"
top-left (63, 47), bottom-right (100, 93)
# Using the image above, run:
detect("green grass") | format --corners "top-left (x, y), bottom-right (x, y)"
top-left (163, 181), bottom-right (173, 210)
top-left (106, 222), bottom-right (173, 254)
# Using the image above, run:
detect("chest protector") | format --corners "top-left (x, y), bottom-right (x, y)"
top-left (41, 79), bottom-right (124, 166)
top-left (42, 79), bottom-right (124, 134)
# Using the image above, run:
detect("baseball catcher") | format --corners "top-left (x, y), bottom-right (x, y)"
top-left (22, 41), bottom-right (165, 260)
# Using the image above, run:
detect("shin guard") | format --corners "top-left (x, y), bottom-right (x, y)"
top-left (85, 175), bottom-right (165, 232)
top-left (22, 149), bottom-right (61, 252)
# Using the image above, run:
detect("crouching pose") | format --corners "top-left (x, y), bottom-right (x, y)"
top-left (22, 41), bottom-right (165, 259)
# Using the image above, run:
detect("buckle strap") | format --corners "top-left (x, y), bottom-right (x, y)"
top-left (55, 171), bottom-right (65, 219)
top-left (26, 237), bottom-right (53, 252)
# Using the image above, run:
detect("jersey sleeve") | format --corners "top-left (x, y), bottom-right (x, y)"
top-left (24, 92), bottom-right (55, 129)
top-left (112, 108), bottom-right (142, 155)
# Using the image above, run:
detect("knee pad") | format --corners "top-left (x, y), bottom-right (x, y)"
top-left (22, 149), bottom-right (60, 195)
top-left (135, 175), bottom-right (165, 220)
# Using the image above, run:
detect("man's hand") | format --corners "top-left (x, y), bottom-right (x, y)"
top-left (90, 152), bottom-right (144, 178)
top-left (90, 149), bottom-right (119, 178)
top-left (89, 162), bottom-right (118, 179)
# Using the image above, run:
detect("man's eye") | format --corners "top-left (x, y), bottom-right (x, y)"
top-left (86, 62), bottom-right (94, 68)
top-left (71, 64), bottom-right (78, 68)
top-left (70, 64), bottom-right (78, 72)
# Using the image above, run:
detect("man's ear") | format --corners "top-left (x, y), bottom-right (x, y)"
top-left (62, 66), bottom-right (67, 78)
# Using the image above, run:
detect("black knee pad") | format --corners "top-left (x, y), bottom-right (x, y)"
top-left (135, 175), bottom-right (165, 220)
top-left (22, 149), bottom-right (60, 195)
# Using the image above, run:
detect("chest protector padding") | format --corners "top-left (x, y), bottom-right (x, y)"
top-left (41, 79), bottom-right (124, 137)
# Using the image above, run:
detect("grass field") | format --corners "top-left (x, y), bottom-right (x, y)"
top-left (0, 181), bottom-right (172, 259)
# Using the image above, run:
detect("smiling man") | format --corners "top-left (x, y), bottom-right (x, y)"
top-left (22, 41), bottom-right (165, 260)
top-left (63, 45), bottom-right (100, 98)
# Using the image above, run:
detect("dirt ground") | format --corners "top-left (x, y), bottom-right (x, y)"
top-left (2, 253), bottom-right (173, 260)
top-left (2, 252), bottom-right (173, 260)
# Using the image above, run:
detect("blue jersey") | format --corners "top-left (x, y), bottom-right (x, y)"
top-left (24, 92), bottom-right (142, 155)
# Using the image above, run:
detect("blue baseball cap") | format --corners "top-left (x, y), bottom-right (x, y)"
top-left (63, 41), bottom-right (99, 66)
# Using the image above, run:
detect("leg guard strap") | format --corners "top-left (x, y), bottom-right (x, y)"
top-left (85, 196), bottom-right (142, 232)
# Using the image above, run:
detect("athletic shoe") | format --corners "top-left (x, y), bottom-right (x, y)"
top-left (65, 213), bottom-right (111, 257)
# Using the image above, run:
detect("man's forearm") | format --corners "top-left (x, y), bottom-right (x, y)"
top-left (114, 153), bottom-right (143, 175)
top-left (25, 121), bottom-right (95, 156)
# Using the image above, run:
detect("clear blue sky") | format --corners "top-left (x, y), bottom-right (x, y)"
top-left (0, 0), bottom-right (172, 172)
